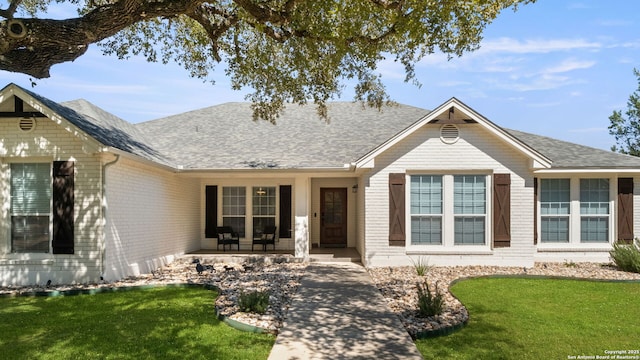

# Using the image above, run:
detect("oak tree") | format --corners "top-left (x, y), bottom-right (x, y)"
top-left (0, 0), bottom-right (535, 121)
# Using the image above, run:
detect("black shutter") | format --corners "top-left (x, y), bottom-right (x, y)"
top-left (52, 161), bottom-right (74, 254)
top-left (205, 186), bottom-right (218, 238)
top-left (618, 178), bottom-right (634, 244)
top-left (389, 173), bottom-right (406, 246)
top-left (493, 174), bottom-right (511, 248)
top-left (279, 185), bottom-right (292, 238)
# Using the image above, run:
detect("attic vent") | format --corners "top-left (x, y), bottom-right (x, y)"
top-left (19, 118), bottom-right (36, 132)
top-left (440, 124), bottom-right (459, 144)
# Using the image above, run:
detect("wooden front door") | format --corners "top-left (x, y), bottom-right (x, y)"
top-left (320, 188), bottom-right (347, 247)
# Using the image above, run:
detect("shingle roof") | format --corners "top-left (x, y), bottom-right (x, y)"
top-left (505, 129), bottom-right (640, 169)
top-left (12, 84), bottom-right (172, 167)
top-left (135, 102), bottom-right (428, 169)
top-left (9, 83), bottom-right (640, 171)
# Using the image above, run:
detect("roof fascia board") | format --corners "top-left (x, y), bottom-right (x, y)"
top-left (2, 85), bottom-right (103, 153)
top-left (534, 168), bottom-right (640, 174)
top-left (355, 97), bottom-right (552, 169)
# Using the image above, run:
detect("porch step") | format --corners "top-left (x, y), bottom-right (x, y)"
top-left (309, 249), bottom-right (362, 264)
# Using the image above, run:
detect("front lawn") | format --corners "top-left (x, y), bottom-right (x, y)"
top-left (0, 286), bottom-right (274, 360)
top-left (416, 277), bottom-right (640, 359)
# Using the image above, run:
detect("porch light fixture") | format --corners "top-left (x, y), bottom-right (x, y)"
top-left (352, 184), bottom-right (358, 193)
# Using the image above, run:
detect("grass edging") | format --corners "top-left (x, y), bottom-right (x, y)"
top-left (0, 282), bottom-right (270, 334)
top-left (414, 273), bottom-right (640, 340)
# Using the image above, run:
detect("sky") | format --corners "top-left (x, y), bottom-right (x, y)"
top-left (1, 0), bottom-right (639, 150)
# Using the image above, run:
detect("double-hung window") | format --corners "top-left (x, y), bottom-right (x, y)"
top-left (410, 174), bottom-right (487, 247)
top-left (252, 187), bottom-right (276, 237)
top-left (222, 186), bottom-right (246, 237)
top-left (540, 179), bottom-right (570, 243)
top-left (454, 175), bottom-right (486, 245)
top-left (539, 178), bottom-right (612, 244)
top-left (410, 175), bottom-right (443, 245)
top-left (580, 179), bottom-right (609, 243)
top-left (10, 163), bottom-right (51, 253)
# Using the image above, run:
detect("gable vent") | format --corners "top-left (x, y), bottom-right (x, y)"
top-left (440, 124), bottom-right (459, 144)
top-left (19, 118), bottom-right (36, 132)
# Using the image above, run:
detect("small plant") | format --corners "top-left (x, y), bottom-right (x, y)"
top-left (238, 290), bottom-right (270, 314)
top-left (610, 239), bottom-right (640, 274)
top-left (411, 256), bottom-right (432, 276)
top-left (416, 281), bottom-right (444, 317)
top-left (563, 260), bottom-right (578, 268)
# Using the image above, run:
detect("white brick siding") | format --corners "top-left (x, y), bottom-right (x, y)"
top-left (0, 116), bottom-right (103, 286)
top-left (363, 123), bottom-right (536, 267)
top-left (103, 157), bottom-right (200, 280)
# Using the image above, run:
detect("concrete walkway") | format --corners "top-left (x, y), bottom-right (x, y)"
top-left (268, 262), bottom-right (423, 360)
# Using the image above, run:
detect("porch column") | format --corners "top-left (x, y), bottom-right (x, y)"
top-left (294, 175), bottom-right (310, 259)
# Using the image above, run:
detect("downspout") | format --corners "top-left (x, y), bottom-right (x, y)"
top-left (100, 153), bottom-right (120, 280)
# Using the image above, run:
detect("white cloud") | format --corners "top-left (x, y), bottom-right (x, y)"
top-left (478, 38), bottom-right (602, 54)
top-left (541, 59), bottom-right (596, 74)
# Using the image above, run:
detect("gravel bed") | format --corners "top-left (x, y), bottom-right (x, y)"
top-left (2, 259), bottom-right (639, 339)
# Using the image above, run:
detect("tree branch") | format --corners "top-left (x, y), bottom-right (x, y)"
top-left (0, 0), bottom-right (205, 78)
top-left (0, 0), bottom-right (24, 19)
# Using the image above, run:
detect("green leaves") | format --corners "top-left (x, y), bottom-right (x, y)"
top-left (1, 0), bottom-right (536, 121)
top-left (609, 68), bottom-right (640, 156)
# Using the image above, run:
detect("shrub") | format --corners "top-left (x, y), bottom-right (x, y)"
top-left (411, 257), bottom-right (432, 276)
top-left (416, 281), bottom-right (444, 317)
top-left (610, 239), bottom-right (640, 274)
top-left (238, 290), bottom-right (270, 314)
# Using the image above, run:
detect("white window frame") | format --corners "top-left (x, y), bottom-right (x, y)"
top-left (407, 172), bottom-right (492, 253)
top-left (6, 159), bottom-right (53, 254)
top-left (537, 176), bottom-right (615, 249)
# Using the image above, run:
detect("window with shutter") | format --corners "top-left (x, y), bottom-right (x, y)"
top-left (10, 163), bottom-right (51, 253)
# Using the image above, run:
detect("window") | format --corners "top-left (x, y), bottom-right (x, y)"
top-left (252, 187), bottom-right (276, 237)
top-left (540, 179), bottom-right (570, 243)
top-left (539, 178), bottom-right (613, 245)
top-left (454, 175), bottom-right (486, 245)
top-left (10, 163), bottom-right (51, 253)
top-left (222, 187), bottom-right (246, 237)
top-left (410, 174), bottom-right (487, 246)
top-left (411, 175), bottom-right (442, 245)
top-left (580, 179), bottom-right (609, 243)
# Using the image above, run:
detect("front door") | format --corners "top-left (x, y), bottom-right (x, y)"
top-left (320, 188), bottom-right (347, 247)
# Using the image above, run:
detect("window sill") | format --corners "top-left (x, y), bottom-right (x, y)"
top-left (0, 258), bottom-right (55, 265)
top-left (537, 245), bottom-right (611, 253)
top-left (407, 247), bottom-right (493, 256)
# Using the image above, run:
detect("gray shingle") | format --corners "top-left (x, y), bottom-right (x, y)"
top-left (136, 102), bottom-right (429, 169)
top-left (12, 82), bottom-right (640, 171)
top-left (506, 129), bottom-right (640, 168)
top-left (13, 84), bottom-right (172, 167)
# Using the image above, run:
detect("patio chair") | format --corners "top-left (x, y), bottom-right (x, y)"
top-left (216, 226), bottom-right (240, 251)
top-left (252, 225), bottom-right (277, 252)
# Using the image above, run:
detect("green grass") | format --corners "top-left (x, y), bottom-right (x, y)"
top-left (416, 277), bottom-right (640, 359)
top-left (0, 286), bottom-right (274, 360)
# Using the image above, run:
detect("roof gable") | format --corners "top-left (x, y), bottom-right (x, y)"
top-left (354, 97), bottom-right (552, 169)
top-left (0, 83), bottom-right (172, 166)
